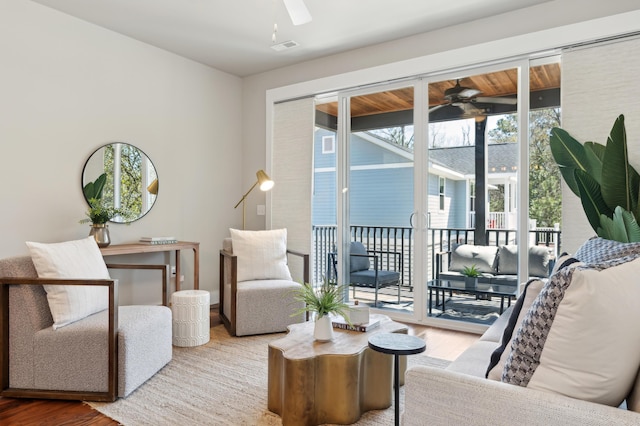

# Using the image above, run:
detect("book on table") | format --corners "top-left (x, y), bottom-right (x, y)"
top-left (140, 237), bottom-right (178, 244)
top-left (332, 317), bottom-right (380, 332)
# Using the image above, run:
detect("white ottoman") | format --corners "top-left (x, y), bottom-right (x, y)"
top-left (171, 290), bottom-right (210, 347)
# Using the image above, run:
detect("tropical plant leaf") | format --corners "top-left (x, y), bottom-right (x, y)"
top-left (583, 142), bottom-right (605, 185)
top-left (621, 207), bottom-right (640, 242)
top-left (584, 141), bottom-right (606, 162)
top-left (575, 169), bottom-right (613, 233)
top-left (549, 127), bottom-right (590, 196)
top-left (83, 173), bottom-right (107, 201)
top-left (602, 115), bottom-right (639, 212)
top-left (597, 215), bottom-right (613, 240)
top-left (598, 207), bottom-right (640, 242)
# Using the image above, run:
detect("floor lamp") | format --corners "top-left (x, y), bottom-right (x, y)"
top-left (234, 169), bottom-right (274, 229)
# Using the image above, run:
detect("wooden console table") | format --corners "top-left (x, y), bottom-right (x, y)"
top-left (100, 242), bottom-right (200, 304)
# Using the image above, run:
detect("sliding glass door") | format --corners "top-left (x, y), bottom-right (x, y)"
top-left (310, 57), bottom-right (561, 329)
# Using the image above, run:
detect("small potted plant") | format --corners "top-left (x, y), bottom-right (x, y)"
top-left (80, 173), bottom-right (130, 247)
top-left (291, 280), bottom-right (352, 341)
top-left (462, 264), bottom-right (481, 289)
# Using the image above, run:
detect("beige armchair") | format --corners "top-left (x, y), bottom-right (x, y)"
top-left (0, 245), bottom-right (172, 401)
top-left (219, 229), bottom-right (309, 337)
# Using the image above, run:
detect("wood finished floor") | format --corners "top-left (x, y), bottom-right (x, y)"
top-left (0, 307), bottom-right (479, 425)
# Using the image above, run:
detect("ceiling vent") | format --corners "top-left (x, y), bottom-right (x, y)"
top-left (271, 40), bottom-right (300, 51)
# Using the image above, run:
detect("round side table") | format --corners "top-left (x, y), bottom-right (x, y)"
top-left (171, 290), bottom-right (210, 347)
top-left (368, 332), bottom-right (426, 426)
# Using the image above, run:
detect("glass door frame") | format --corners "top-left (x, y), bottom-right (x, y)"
top-left (421, 58), bottom-right (531, 331)
top-left (335, 78), bottom-right (422, 324)
top-left (332, 58), bottom-right (534, 330)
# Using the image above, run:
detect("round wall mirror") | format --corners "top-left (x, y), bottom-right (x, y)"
top-left (82, 142), bottom-right (158, 223)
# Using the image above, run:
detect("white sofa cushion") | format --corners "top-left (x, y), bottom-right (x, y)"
top-left (229, 228), bottom-right (292, 282)
top-left (26, 236), bottom-right (110, 330)
top-left (502, 256), bottom-right (640, 406)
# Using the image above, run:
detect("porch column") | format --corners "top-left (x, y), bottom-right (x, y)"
top-left (474, 117), bottom-right (487, 245)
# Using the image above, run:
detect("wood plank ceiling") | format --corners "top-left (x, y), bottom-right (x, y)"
top-left (315, 63), bottom-right (560, 118)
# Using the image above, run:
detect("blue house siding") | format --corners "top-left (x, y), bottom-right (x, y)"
top-left (313, 170), bottom-right (336, 225)
top-left (349, 166), bottom-right (413, 227)
top-left (313, 129), bottom-right (476, 230)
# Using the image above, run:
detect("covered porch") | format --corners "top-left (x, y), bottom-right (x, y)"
top-left (313, 224), bottom-right (561, 325)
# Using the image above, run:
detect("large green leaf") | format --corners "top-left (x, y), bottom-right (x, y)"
top-left (83, 173), bottom-right (106, 201)
top-left (597, 206), bottom-right (640, 242)
top-left (575, 169), bottom-right (612, 233)
top-left (597, 214), bottom-right (624, 242)
top-left (583, 142), bottom-right (605, 185)
top-left (621, 207), bottom-right (640, 242)
top-left (602, 115), bottom-right (640, 212)
top-left (549, 127), bottom-right (590, 196)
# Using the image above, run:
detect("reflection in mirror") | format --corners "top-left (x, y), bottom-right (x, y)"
top-left (82, 143), bottom-right (158, 223)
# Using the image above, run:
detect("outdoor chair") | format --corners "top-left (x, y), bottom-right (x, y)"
top-left (328, 241), bottom-right (402, 307)
top-left (219, 229), bottom-right (308, 337)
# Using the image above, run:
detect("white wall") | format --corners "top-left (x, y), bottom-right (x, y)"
top-left (242, 0), bottom-right (640, 232)
top-left (0, 0), bottom-right (243, 305)
top-left (562, 37), bottom-right (640, 252)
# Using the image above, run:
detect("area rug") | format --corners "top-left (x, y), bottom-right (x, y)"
top-left (88, 324), bottom-right (450, 425)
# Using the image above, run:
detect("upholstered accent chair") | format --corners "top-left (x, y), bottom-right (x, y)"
top-left (219, 229), bottom-right (308, 337)
top-left (0, 242), bottom-right (172, 402)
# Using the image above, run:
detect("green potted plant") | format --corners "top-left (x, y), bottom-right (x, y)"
top-left (292, 280), bottom-right (352, 341)
top-left (550, 114), bottom-right (640, 242)
top-left (80, 173), bottom-right (130, 247)
top-left (462, 264), bottom-right (480, 288)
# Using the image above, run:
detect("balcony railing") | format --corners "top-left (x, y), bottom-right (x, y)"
top-left (312, 225), bottom-right (562, 286)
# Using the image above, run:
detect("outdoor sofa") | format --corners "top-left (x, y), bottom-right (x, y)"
top-left (404, 237), bottom-right (640, 425)
top-left (436, 243), bottom-right (553, 286)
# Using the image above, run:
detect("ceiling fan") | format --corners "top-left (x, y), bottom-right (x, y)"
top-left (283, 0), bottom-right (312, 25)
top-left (429, 79), bottom-right (517, 118)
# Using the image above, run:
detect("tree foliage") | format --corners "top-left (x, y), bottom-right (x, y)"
top-left (487, 108), bottom-right (562, 227)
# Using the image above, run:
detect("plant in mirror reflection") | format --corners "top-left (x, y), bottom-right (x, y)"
top-left (80, 173), bottom-right (132, 224)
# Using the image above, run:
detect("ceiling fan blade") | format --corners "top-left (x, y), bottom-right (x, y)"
top-left (457, 88), bottom-right (482, 99)
top-left (283, 0), bottom-right (312, 25)
top-left (429, 104), bottom-right (464, 121)
top-left (475, 96), bottom-right (517, 105)
top-left (429, 104), bottom-right (447, 113)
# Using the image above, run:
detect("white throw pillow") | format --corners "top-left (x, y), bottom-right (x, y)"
top-left (229, 228), bottom-right (292, 282)
top-left (502, 257), bottom-right (640, 406)
top-left (26, 236), bottom-right (110, 330)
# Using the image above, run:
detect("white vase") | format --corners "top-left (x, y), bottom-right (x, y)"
top-left (314, 314), bottom-right (334, 342)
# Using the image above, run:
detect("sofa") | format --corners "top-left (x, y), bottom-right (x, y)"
top-left (404, 237), bottom-right (640, 425)
top-left (436, 243), bottom-right (552, 286)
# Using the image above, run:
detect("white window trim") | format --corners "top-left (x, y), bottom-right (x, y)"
top-left (321, 135), bottom-right (335, 154)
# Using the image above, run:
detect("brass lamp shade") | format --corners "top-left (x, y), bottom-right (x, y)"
top-left (234, 169), bottom-right (274, 229)
top-left (257, 170), bottom-right (274, 191)
top-left (147, 178), bottom-right (158, 195)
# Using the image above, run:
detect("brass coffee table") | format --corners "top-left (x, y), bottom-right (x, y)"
top-left (267, 314), bottom-right (410, 425)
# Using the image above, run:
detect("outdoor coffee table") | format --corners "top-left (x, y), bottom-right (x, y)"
top-left (267, 314), bottom-right (409, 426)
top-left (427, 279), bottom-right (517, 315)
